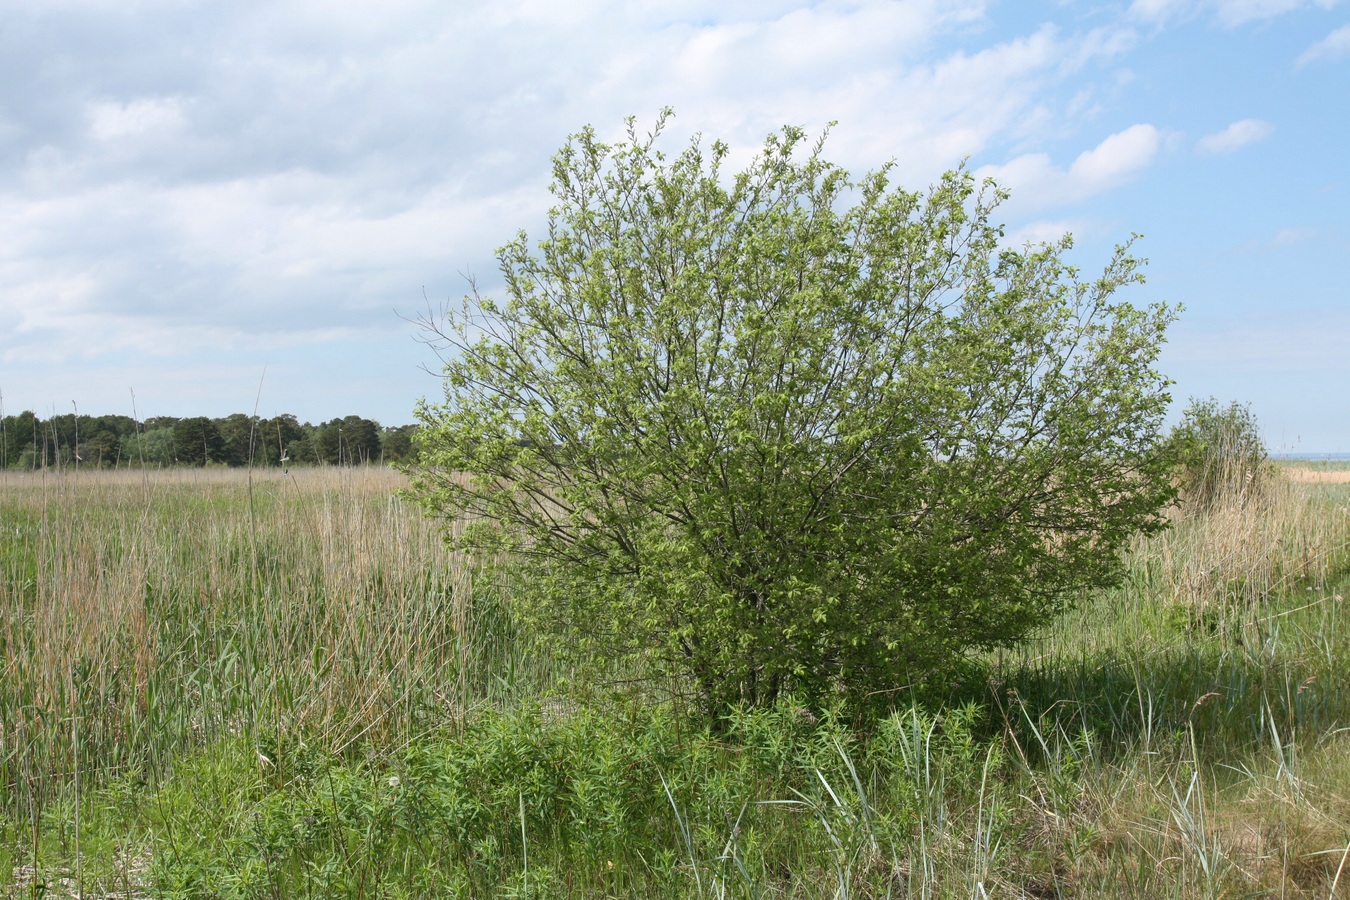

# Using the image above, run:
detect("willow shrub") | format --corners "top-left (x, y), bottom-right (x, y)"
top-left (411, 112), bottom-right (1178, 718)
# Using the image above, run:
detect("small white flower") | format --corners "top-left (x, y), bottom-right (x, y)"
top-left (388, 775), bottom-right (400, 788)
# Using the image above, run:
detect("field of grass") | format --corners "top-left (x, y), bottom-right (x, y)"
top-left (2, 464), bottom-right (1348, 897)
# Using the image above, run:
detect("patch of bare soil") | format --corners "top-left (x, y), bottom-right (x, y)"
top-left (1282, 467), bottom-right (1350, 484)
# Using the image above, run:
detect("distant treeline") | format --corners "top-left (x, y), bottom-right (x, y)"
top-left (0, 411), bottom-right (417, 469)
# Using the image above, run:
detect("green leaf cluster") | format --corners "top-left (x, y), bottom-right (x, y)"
top-left (412, 112), bottom-right (1178, 716)
top-left (144, 701), bottom-right (998, 897)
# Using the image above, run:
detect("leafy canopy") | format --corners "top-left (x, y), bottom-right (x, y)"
top-left (412, 113), bottom-right (1177, 715)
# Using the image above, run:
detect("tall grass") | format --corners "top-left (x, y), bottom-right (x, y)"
top-left (0, 467), bottom-right (542, 818)
top-left (2, 465), bottom-right (1348, 897)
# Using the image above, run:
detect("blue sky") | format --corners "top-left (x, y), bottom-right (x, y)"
top-left (0, 1), bottom-right (1346, 448)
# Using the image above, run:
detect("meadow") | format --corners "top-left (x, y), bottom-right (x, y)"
top-left (1, 462), bottom-right (1348, 897)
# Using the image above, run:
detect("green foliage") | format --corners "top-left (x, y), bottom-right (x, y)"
top-left (1, 410), bottom-right (39, 469)
top-left (218, 412), bottom-right (257, 466)
top-left (136, 699), bottom-right (1006, 898)
top-left (126, 426), bottom-right (176, 465)
top-left (412, 113), bottom-right (1179, 715)
top-left (314, 415), bottom-right (383, 465)
top-left (1167, 396), bottom-right (1271, 512)
top-left (172, 416), bottom-right (227, 466)
top-left (380, 425), bottom-right (416, 463)
top-left (0, 410), bottom-right (407, 470)
top-left (84, 429), bottom-right (121, 466)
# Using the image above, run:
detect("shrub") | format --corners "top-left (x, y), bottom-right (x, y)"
top-left (411, 112), bottom-right (1178, 717)
top-left (1168, 397), bottom-right (1270, 512)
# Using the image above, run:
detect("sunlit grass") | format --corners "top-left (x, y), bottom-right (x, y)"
top-left (2, 466), bottom-right (1348, 897)
top-left (0, 468), bottom-right (535, 807)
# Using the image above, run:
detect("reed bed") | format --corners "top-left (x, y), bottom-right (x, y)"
top-left (0, 466), bottom-right (499, 815)
top-left (1, 466), bottom-right (1348, 897)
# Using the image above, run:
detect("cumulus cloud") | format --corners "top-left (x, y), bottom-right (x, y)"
top-left (1196, 118), bottom-right (1274, 154)
top-left (976, 124), bottom-right (1161, 211)
top-left (1070, 123), bottom-right (1161, 183)
top-left (0, 0), bottom-right (1279, 422)
top-left (1296, 23), bottom-right (1350, 66)
top-left (0, 0), bottom-right (1130, 353)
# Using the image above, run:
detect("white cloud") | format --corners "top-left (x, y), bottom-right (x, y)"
top-left (1130, 0), bottom-right (1340, 26)
top-left (1166, 311), bottom-right (1350, 372)
top-left (1296, 23), bottom-right (1350, 66)
top-left (1002, 219), bottom-right (1085, 248)
top-left (1214, 0), bottom-right (1338, 26)
top-left (1128, 0), bottom-right (1190, 24)
top-left (1272, 225), bottom-right (1317, 247)
top-left (1196, 118), bottom-right (1273, 154)
top-left (88, 98), bottom-right (185, 141)
top-left (977, 124), bottom-right (1161, 211)
top-left (2, 0), bottom-right (1309, 426)
top-left (1069, 123), bottom-right (1161, 184)
top-left (1236, 225), bottom-right (1318, 252)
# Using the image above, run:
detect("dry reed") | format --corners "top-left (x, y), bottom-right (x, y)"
top-left (0, 466), bottom-right (473, 810)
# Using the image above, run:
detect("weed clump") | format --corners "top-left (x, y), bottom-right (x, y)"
top-left (1168, 396), bottom-right (1273, 514)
